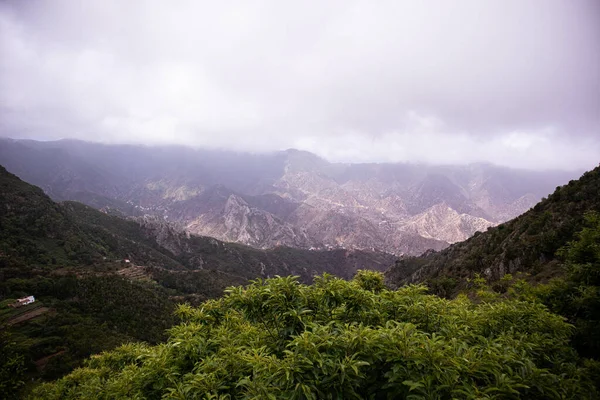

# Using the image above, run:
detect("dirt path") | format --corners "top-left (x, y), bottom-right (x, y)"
top-left (6, 307), bottom-right (50, 325)
top-left (35, 350), bottom-right (66, 371)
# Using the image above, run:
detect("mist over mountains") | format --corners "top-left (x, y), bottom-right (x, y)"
top-left (0, 138), bottom-right (579, 256)
top-left (2, 1), bottom-right (599, 397)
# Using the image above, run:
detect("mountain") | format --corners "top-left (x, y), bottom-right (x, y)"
top-left (0, 163), bottom-right (395, 290)
top-left (0, 138), bottom-right (579, 255)
top-left (385, 165), bottom-right (600, 289)
top-left (399, 202), bottom-right (493, 243)
top-left (1, 152), bottom-right (596, 397)
top-left (0, 165), bottom-right (394, 386)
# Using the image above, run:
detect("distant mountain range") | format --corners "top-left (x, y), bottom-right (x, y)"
top-left (0, 164), bottom-right (394, 286)
top-left (0, 138), bottom-right (580, 255)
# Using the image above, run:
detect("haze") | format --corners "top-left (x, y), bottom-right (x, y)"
top-left (0, 0), bottom-right (598, 170)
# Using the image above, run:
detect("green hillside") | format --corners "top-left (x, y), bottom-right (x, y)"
top-left (385, 165), bottom-right (600, 289)
top-left (383, 164), bottom-right (600, 373)
top-left (0, 165), bottom-right (180, 394)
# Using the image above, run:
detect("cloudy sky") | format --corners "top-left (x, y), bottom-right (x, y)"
top-left (0, 0), bottom-right (598, 170)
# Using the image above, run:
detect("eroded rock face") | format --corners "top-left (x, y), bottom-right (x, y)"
top-left (399, 203), bottom-right (495, 244)
top-left (168, 156), bottom-right (555, 255)
top-left (0, 139), bottom-right (577, 256)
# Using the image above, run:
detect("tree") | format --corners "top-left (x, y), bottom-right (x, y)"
top-left (545, 211), bottom-right (600, 359)
top-left (0, 331), bottom-right (26, 399)
top-left (30, 271), bottom-right (598, 399)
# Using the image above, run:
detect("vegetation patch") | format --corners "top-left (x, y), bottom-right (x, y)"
top-left (31, 270), bottom-right (598, 399)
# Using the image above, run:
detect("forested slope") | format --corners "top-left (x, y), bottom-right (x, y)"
top-left (385, 165), bottom-right (600, 288)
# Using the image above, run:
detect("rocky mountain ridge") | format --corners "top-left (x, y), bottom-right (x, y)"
top-left (0, 138), bottom-right (579, 255)
top-left (0, 163), bottom-right (396, 286)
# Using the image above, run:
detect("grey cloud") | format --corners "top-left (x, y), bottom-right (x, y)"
top-left (0, 0), bottom-right (598, 170)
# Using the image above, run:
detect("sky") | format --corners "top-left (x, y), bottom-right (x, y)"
top-left (0, 0), bottom-right (599, 171)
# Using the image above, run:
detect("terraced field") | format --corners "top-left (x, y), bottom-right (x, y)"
top-left (116, 265), bottom-right (153, 282)
top-left (0, 301), bottom-right (48, 327)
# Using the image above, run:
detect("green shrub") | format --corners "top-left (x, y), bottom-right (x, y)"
top-left (31, 271), bottom-right (597, 399)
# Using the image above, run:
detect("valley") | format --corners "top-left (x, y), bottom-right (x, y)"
top-left (0, 164), bottom-right (394, 387)
top-left (2, 1), bottom-right (598, 396)
top-left (1, 157), bottom-right (598, 398)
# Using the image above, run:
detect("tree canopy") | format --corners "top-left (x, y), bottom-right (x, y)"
top-left (31, 269), bottom-right (598, 399)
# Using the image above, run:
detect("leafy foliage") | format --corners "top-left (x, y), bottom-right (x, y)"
top-left (457, 213), bottom-right (600, 393)
top-left (0, 331), bottom-right (26, 399)
top-left (31, 271), bottom-right (597, 399)
top-left (507, 212), bottom-right (600, 360)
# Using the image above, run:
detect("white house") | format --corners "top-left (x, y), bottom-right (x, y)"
top-left (13, 295), bottom-right (35, 307)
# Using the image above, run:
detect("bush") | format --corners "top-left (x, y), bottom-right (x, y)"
top-left (31, 271), bottom-right (597, 399)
